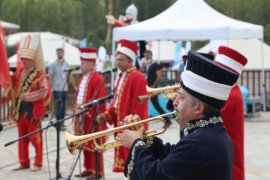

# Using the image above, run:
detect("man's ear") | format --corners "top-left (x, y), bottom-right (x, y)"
top-left (194, 102), bottom-right (205, 114)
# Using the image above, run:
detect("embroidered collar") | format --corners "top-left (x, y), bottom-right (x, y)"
top-left (126, 66), bottom-right (136, 73)
top-left (186, 116), bottom-right (223, 133)
top-left (183, 128), bottom-right (188, 136)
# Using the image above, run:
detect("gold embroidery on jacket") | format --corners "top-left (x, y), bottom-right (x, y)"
top-left (127, 140), bottom-right (146, 179)
top-left (14, 70), bottom-right (38, 121)
top-left (146, 136), bottom-right (154, 148)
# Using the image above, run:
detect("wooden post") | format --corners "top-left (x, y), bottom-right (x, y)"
top-left (105, 0), bottom-right (113, 56)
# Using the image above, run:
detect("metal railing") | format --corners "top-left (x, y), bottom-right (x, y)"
top-left (1, 70), bottom-right (270, 124)
top-left (0, 90), bottom-right (14, 124)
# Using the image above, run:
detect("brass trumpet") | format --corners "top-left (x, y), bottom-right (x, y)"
top-left (138, 84), bottom-right (180, 103)
top-left (65, 111), bottom-right (176, 154)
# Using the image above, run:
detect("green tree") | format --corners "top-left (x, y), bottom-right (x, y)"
top-left (0, 0), bottom-right (23, 26)
top-left (108, 0), bottom-right (176, 22)
top-left (206, 0), bottom-right (270, 45)
top-left (1, 0), bottom-right (270, 48)
top-left (79, 0), bottom-right (106, 46)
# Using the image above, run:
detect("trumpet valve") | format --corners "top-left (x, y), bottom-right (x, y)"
top-left (144, 129), bottom-right (157, 137)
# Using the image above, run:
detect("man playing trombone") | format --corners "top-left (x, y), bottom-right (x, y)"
top-left (116, 51), bottom-right (237, 179)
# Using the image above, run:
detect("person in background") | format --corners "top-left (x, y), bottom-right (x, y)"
top-left (106, 4), bottom-right (138, 27)
top-left (97, 39), bottom-right (148, 172)
top-left (106, 4), bottom-right (146, 68)
top-left (116, 51), bottom-right (238, 180)
top-left (178, 55), bottom-right (187, 74)
top-left (141, 50), bottom-right (171, 126)
top-left (166, 55), bottom-right (188, 112)
top-left (48, 48), bottom-right (76, 130)
top-left (13, 34), bottom-right (50, 172)
top-left (214, 46), bottom-right (248, 180)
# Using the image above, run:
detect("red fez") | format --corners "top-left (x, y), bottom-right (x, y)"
top-left (215, 46), bottom-right (248, 75)
top-left (79, 47), bottom-right (97, 62)
top-left (116, 39), bottom-right (138, 61)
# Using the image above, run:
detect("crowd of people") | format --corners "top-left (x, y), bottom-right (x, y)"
top-left (6, 3), bottom-right (248, 180)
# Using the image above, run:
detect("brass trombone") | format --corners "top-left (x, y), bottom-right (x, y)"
top-left (65, 111), bottom-right (176, 155)
top-left (138, 84), bottom-right (180, 103)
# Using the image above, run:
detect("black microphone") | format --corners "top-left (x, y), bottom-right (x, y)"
top-left (99, 68), bottom-right (117, 74)
top-left (80, 93), bottom-right (114, 109)
top-left (63, 67), bottom-right (80, 72)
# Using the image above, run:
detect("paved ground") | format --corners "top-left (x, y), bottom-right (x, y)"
top-left (0, 112), bottom-right (269, 180)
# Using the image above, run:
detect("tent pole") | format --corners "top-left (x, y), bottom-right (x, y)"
top-left (158, 40), bottom-right (161, 64)
top-left (260, 37), bottom-right (266, 111)
top-left (111, 40), bottom-right (116, 92)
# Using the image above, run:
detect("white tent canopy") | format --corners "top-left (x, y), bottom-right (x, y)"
top-left (150, 41), bottom-right (176, 61)
top-left (8, 39), bottom-right (80, 67)
top-left (6, 32), bottom-right (80, 47)
top-left (0, 20), bottom-right (20, 30)
top-left (197, 39), bottom-right (270, 70)
top-left (113, 0), bottom-right (263, 41)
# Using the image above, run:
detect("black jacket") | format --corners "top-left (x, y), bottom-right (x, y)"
top-left (124, 117), bottom-right (233, 180)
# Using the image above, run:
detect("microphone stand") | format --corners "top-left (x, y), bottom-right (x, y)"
top-left (66, 103), bottom-right (101, 180)
top-left (4, 102), bottom-right (108, 180)
top-left (5, 67), bottom-right (75, 180)
top-left (54, 68), bottom-right (72, 179)
top-left (4, 107), bottom-right (88, 148)
top-left (67, 76), bottom-right (107, 180)
top-left (94, 105), bottom-right (100, 180)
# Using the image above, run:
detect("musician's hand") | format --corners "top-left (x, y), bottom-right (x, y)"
top-left (115, 126), bottom-right (145, 148)
top-left (19, 93), bottom-right (28, 101)
top-left (74, 107), bottom-right (82, 115)
top-left (123, 114), bottom-right (141, 130)
top-left (97, 113), bottom-right (107, 124)
top-left (106, 15), bottom-right (116, 24)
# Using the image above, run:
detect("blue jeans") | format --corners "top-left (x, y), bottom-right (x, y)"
top-left (53, 91), bottom-right (67, 127)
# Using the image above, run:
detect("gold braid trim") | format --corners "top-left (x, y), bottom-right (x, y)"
top-left (146, 136), bottom-right (154, 148)
top-left (114, 147), bottom-right (125, 170)
top-left (14, 70), bottom-right (38, 121)
top-left (127, 140), bottom-right (146, 180)
top-left (115, 67), bottom-right (136, 129)
top-left (32, 73), bottom-right (45, 85)
top-left (186, 117), bottom-right (223, 131)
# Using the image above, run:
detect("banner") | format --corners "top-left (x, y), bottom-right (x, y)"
top-left (0, 22), bottom-right (12, 96)
top-left (174, 41), bottom-right (182, 66)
